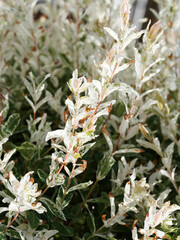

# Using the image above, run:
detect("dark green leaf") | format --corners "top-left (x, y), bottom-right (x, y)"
top-left (37, 169), bottom-right (48, 183)
top-left (87, 192), bottom-right (109, 205)
top-left (56, 177), bottom-right (76, 209)
top-left (17, 141), bottom-right (36, 160)
top-left (87, 211), bottom-right (96, 234)
top-left (173, 228), bottom-right (180, 239)
top-left (59, 53), bottom-right (72, 69)
top-left (6, 230), bottom-right (20, 239)
top-left (14, 125), bottom-right (28, 134)
top-left (0, 232), bottom-right (6, 240)
top-left (54, 222), bottom-right (73, 237)
top-left (82, 233), bottom-right (91, 240)
top-left (27, 210), bottom-right (39, 229)
top-left (0, 225), bottom-right (6, 240)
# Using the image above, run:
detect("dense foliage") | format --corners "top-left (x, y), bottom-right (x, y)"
top-left (0, 0), bottom-right (180, 239)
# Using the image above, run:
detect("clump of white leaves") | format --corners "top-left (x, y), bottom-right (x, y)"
top-left (0, 171), bottom-right (46, 214)
top-left (0, 0), bottom-right (179, 239)
top-left (0, 138), bottom-right (16, 177)
top-left (132, 200), bottom-right (180, 240)
top-left (102, 171), bottom-right (151, 228)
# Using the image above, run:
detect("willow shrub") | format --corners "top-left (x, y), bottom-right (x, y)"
top-left (0, 0), bottom-right (180, 239)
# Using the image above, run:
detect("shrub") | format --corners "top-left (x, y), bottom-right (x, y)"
top-left (0, 0), bottom-right (180, 239)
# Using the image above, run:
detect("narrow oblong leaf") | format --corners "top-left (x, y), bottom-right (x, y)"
top-left (97, 154), bottom-right (115, 181)
top-left (134, 47), bottom-right (142, 80)
top-left (54, 222), bottom-right (73, 237)
top-left (87, 211), bottom-right (96, 234)
top-left (67, 180), bottom-right (93, 194)
top-left (17, 141), bottom-right (36, 160)
top-left (5, 230), bottom-right (20, 239)
top-left (37, 169), bottom-right (48, 183)
top-left (2, 113), bottom-right (20, 137)
top-left (104, 27), bottom-right (119, 42)
top-left (27, 210), bottom-right (39, 229)
top-left (40, 197), bottom-right (66, 221)
top-left (24, 95), bottom-right (36, 112)
top-left (137, 139), bottom-right (163, 157)
top-left (113, 148), bottom-right (143, 155)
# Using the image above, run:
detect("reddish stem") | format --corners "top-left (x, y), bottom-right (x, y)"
top-left (5, 208), bottom-right (20, 231)
top-left (111, 134), bottom-right (122, 155)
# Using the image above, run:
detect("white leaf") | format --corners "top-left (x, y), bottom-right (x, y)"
top-left (134, 48), bottom-right (142, 80)
top-left (140, 69), bottom-right (160, 87)
top-left (113, 148), bottom-right (143, 155)
top-left (165, 142), bottom-right (174, 158)
top-left (23, 78), bottom-right (34, 98)
top-left (80, 143), bottom-right (96, 157)
top-left (144, 58), bottom-right (165, 75)
top-left (24, 95), bottom-right (36, 112)
top-left (160, 169), bottom-right (171, 179)
top-left (137, 139), bottom-right (163, 157)
top-left (0, 138), bottom-right (8, 151)
top-left (65, 98), bottom-right (75, 116)
top-left (92, 80), bottom-right (102, 94)
top-left (153, 138), bottom-right (162, 156)
top-left (109, 193), bottom-right (115, 217)
top-left (96, 108), bottom-right (108, 118)
top-left (46, 129), bottom-right (64, 141)
top-left (123, 30), bottom-right (145, 50)
top-left (125, 125), bottom-right (139, 140)
top-left (114, 63), bottom-right (130, 75)
top-left (47, 173), bottom-right (65, 188)
top-left (44, 73), bottom-right (51, 81)
top-left (132, 226), bottom-right (139, 240)
top-left (2, 149), bottom-right (16, 167)
top-left (104, 27), bottom-right (119, 42)
top-left (0, 207), bottom-right (8, 214)
top-left (35, 96), bottom-right (49, 112)
top-left (140, 88), bottom-right (160, 99)
top-left (139, 100), bottom-right (157, 114)
top-left (103, 127), bottom-right (113, 152)
top-left (157, 189), bottom-right (171, 207)
top-left (119, 118), bottom-right (129, 135)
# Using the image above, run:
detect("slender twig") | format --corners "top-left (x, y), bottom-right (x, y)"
top-left (108, 60), bottom-right (118, 83)
top-left (5, 208), bottom-right (20, 232)
top-left (57, 146), bottom-right (71, 174)
top-left (61, 163), bottom-right (76, 204)
top-left (111, 134), bottom-right (122, 156)
top-left (36, 185), bottom-right (49, 202)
